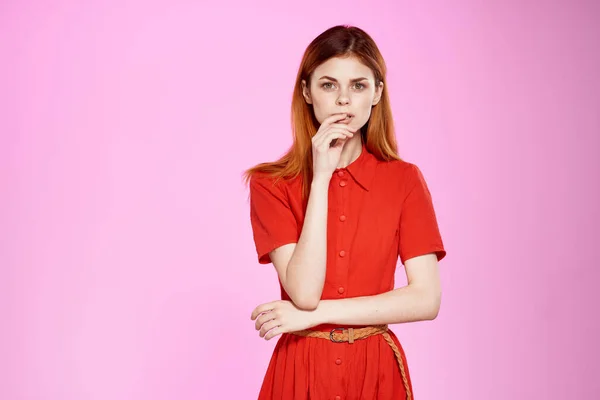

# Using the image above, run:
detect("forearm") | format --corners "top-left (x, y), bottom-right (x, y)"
top-left (286, 176), bottom-right (331, 309)
top-left (313, 284), bottom-right (441, 326)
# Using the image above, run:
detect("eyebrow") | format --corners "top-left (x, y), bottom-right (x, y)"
top-left (318, 76), bottom-right (369, 83)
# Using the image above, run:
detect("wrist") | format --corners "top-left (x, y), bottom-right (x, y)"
top-left (312, 174), bottom-right (331, 187)
top-left (313, 300), bottom-right (331, 326)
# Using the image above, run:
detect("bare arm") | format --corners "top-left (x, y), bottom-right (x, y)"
top-left (250, 253), bottom-right (442, 341)
top-left (267, 113), bottom-right (355, 311)
top-left (311, 253), bottom-right (442, 324)
top-left (270, 176), bottom-right (331, 310)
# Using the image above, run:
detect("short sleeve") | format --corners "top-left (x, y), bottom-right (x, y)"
top-left (249, 175), bottom-right (299, 264)
top-left (398, 164), bottom-right (447, 265)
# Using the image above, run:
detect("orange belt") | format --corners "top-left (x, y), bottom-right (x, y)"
top-left (290, 325), bottom-right (412, 399)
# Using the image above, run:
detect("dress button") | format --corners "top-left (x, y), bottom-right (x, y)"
top-left (339, 250), bottom-right (346, 257)
top-left (335, 396), bottom-right (341, 400)
top-left (335, 358), bottom-right (342, 365)
top-left (337, 170), bottom-right (344, 177)
top-left (338, 287), bottom-right (345, 294)
top-left (339, 180), bottom-right (347, 187)
top-left (339, 215), bottom-right (346, 222)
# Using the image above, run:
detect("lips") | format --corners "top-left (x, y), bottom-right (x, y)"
top-left (339, 113), bottom-right (354, 124)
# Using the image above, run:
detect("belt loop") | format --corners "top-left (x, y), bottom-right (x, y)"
top-left (348, 328), bottom-right (354, 344)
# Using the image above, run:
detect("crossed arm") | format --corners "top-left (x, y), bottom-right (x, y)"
top-left (310, 252), bottom-right (441, 326)
top-left (250, 175), bottom-right (442, 339)
top-left (251, 247), bottom-right (441, 340)
top-left (251, 246), bottom-right (441, 339)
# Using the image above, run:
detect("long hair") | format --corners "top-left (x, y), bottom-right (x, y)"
top-left (243, 25), bottom-right (401, 198)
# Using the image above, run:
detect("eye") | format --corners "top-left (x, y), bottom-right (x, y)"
top-left (322, 82), bottom-right (335, 90)
top-left (353, 82), bottom-right (366, 90)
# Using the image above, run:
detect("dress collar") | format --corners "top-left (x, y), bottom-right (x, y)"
top-left (340, 141), bottom-right (377, 191)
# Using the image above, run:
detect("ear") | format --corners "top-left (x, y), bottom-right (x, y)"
top-left (372, 81), bottom-right (384, 106)
top-left (301, 79), bottom-right (313, 104)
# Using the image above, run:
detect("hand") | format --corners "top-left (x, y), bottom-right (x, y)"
top-left (250, 300), bottom-right (319, 341)
top-left (312, 113), bottom-right (357, 179)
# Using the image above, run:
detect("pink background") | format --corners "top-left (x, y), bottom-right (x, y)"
top-left (2, 1), bottom-right (599, 399)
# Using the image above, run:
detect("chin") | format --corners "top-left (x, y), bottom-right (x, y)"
top-left (354, 118), bottom-right (368, 129)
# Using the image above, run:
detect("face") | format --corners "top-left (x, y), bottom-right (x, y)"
top-left (301, 56), bottom-right (383, 130)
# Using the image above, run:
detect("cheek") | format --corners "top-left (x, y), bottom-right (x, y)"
top-left (310, 96), bottom-right (330, 122)
top-left (354, 93), bottom-right (374, 108)
top-left (355, 111), bottom-right (372, 129)
top-left (354, 96), bottom-right (374, 119)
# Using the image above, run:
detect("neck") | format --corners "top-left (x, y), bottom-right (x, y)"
top-left (337, 135), bottom-right (363, 169)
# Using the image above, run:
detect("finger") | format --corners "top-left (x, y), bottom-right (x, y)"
top-left (327, 123), bottom-right (358, 132)
top-left (259, 319), bottom-right (280, 338)
top-left (264, 325), bottom-right (284, 341)
top-left (312, 114), bottom-right (349, 141)
top-left (314, 131), bottom-right (353, 150)
top-left (315, 133), bottom-right (351, 151)
top-left (313, 128), bottom-right (354, 147)
top-left (330, 137), bottom-right (348, 148)
top-left (250, 302), bottom-right (275, 320)
top-left (313, 125), bottom-right (357, 146)
top-left (322, 113), bottom-right (350, 127)
top-left (255, 310), bottom-right (276, 331)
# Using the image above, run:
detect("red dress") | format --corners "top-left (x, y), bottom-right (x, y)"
top-left (249, 142), bottom-right (446, 399)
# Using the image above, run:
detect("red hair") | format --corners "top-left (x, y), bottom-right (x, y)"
top-left (243, 25), bottom-right (401, 198)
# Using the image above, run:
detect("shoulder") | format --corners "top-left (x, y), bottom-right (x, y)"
top-left (378, 158), bottom-right (424, 186)
top-left (249, 172), bottom-right (302, 197)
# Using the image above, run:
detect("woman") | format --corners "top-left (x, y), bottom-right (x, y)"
top-left (244, 25), bottom-right (446, 400)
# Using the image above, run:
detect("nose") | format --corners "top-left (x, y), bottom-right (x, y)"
top-left (336, 95), bottom-right (350, 106)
